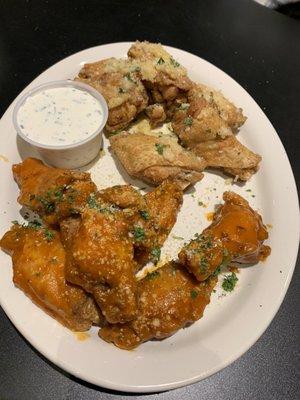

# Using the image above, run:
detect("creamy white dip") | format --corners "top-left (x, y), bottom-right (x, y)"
top-left (17, 87), bottom-right (103, 146)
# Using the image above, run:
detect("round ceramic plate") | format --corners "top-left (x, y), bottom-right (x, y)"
top-left (0, 43), bottom-right (299, 393)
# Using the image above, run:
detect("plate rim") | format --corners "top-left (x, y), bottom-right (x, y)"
top-left (0, 42), bottom-right (299, 393)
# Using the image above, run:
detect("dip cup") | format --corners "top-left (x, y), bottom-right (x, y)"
top-left (13, 80), bottom-right (108, 169)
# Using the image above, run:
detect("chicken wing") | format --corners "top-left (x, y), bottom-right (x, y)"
top-left (172, 85), bottom-right (260, 181)
top-left (99, 262), bottom-right (216, 350)
top-left (76, 58), bottom-right (148, 132)
top-left (178, 191), bottom-right (271, 281)
top-left (64, 200), bottom-right (138, 324)
top-left (110, 131), bottom-right (206, 188)
top-left (128, 41), bottom-right (192, 103)
top-left (0, 224), bottom-right (100, 331)
top-left (13, 158), bottom-right (96, 225)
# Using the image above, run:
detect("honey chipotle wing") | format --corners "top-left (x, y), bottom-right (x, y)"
top-left (99, 262), bottom-right (216, 349)
top-left (178, 191), bottom-right (271, 281)
top-left (13, 158), bottom-right (96, 225)
top-left (64, 201), bottom-right (138, 324)
top-left (0, 224), bottom-right (100, 331)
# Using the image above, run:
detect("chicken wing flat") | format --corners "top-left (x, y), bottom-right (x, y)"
top-left (131, 180), bottom-right (183, 266)
top-left (0, 224), bottom-right (100, 331)
top-left (195, 83), bottom-right (246, 132)
top-left (13, 158), bottom-right (96, 225)
top-left (178, 191), bottom-right (271, 281)
top-left (76, 58), bottom-right (148, 132)
top-left (99, 262), bottom-right (216, 350)
top-left (64, 201), bottom-right (138, 324)
top-left (172, 86), bottom-right (260, 181)
top-left (128, 41), bottom-right (192, 103)
top-left (110, 131), bottom-right (206, 188)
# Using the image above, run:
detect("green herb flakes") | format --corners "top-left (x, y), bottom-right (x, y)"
top-left (190, 289), bottom-right (198, 299)
top-left (155, 143), bottom-right (167, 155)
top-left (133, 226), bottom-right (145, 241)
top-left (150, 247), bottom-right (161, 264)
top-left (170, 57), bottom-right (180, 67)
top-left (157, 57), bottom-right (165, 65)
top-left (184, 117), bottom-right (193, 126)
top-left (180, 103), bottom-right (190, 110)
top-left (222, 272), bottom-right (238, 292)
top-left (139, 210), bottom-right (150, 220)
top-left (146, 270), bottom-right (160, 280)
top-left (118, 88), bottom-right (125, 94)
top-left (44, 229), bottom-right (54, 242)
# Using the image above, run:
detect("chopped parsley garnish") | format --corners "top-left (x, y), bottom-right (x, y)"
top-left (87, 194), bottom-right (98, 209)
top-left (199, 257), bottom-right (208, 273)
top-left (198, 201), bottom-right (204, 206)
top-left (118, 88), bottom-right (125, 94)
top-left (170, 57), bottom-right (180, 67)
top-left (109, 129), bottom-right (121, 136)
top-left (28, 220), bottom-right (42, 229)
top-left (194, 234), bottom-right (213, 249)
top-left (44, 229), bottom-right (54, 241)
top-left (180, 103), bottom-right (190, 110)
top-left (157, 57), bottom-right (165, 65)
top-left (139, 210), bottom-right (150, 220)
top-left (150, 247), bottom-right (161, 264)
top-left (184, 117), bottom-right (193, 126)
top-left (11, 220), bottom-right (19, 225)
top-left (146, 270), bottom-right (160, 280)
top-left (213, 248), bottom-right (231, 276)
top-left (222, 272), bottom-right (238, 292)
top-left (37, 196), bottom-right (55, 213)
top-left (87, 194), bottom-right (114, 213)
top-left (190, 289), bottom-right (198, 299)
top-left (124, 72), bottom-right (135, 83)
top-left (133, 226), bottom-right (145, 241)
top-left (155, 143), bottom-right (167, 155)
top-left (246, 189), bottom-right (252, 192)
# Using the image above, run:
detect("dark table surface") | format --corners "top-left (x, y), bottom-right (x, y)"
top-left (0, 1), bottom-right (299, 399)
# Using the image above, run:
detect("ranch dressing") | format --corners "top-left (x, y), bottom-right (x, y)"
top-left (17, 87), bottom-right (104, 146)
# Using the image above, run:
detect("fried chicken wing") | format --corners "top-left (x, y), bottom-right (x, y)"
top-left (99, 262), bottom-right (216, 349)
top-left (110, 131), bottom-right (206, 188)
top-left (195, 83), bottom-right (246, 132)
top-left (13, 158), bottom-right (96, 225)
top-left (0, 224), bottom-right (100, 330)
top-left (76, 58), bottom-right (148, 132)
top-left (172, 86), bottom-right (260, 181)
top-left (178, 191), bottom-right (271, 281)
top-left (64, 203), bottom-right (138, 324)
top-left (128, 41), bottom-right (192, 103)
top-left (145, 103), bottom-right (167, 127)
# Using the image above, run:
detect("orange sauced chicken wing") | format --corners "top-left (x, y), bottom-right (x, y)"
top-left (178, 191), bottom-right (271, 281)
top-left (0, 224), bottom-right (100, 331)
top-left (99, 262), bottom-right (216, 350)
top-left (13, 158), bottom-right (96, 225)
top-left (64, 197), bottom-right (138, 324)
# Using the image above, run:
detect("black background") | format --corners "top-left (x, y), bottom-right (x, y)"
top-left (0, 1), bottom-right (299, 399)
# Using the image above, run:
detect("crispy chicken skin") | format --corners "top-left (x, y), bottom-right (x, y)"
top-left (13, 158), bottom-right (96, 225)
top-left (172, 86), bottom-right (260, 181)
top-left (64, 204), bottom-right (138, 324)
top-left (76, 58), bottom-right (148, 132)
top-left (110, 131), bottom-right (206, 188)
top-left (178, 191), bottom-right (271, 281)
top-left (145, 103), bottom-right (167, 127)
top-left (128, 41), bottom-right (192, 103)
top-left (0, 225), bottom-right (100, 330)
top-left (195, 83), bottom-right (246, 132)
top-left (99, 262), bottom-right (216, 350)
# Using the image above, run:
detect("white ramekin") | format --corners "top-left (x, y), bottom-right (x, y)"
top-left (13, 80), bottom-right (108, 169)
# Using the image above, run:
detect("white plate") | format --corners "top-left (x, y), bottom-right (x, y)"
top-left (0, 43), bottom-right (299, 393)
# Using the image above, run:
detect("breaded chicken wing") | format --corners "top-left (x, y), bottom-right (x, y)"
top-left (64, 201), bottom-right (138, 324)
top-left (110, 131), bottom-right (206, 188)
top-left (99, 262), bottom-right (216, 349)
top-left (172, 86), bottom-right (260, 181)
top-left (76, 58), bottom-right (148, 132)
top-left (178, 191), bottom-right (271, 281)
top-left (13, 158), bottom-right (96, 225)
top-left (0, 224), bottom-right (100, 330)
top-left (128, 41), bottom-right (192, 103)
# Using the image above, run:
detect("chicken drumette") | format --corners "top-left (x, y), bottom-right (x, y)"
top-left (0, 224), bottom-right (100, 331)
